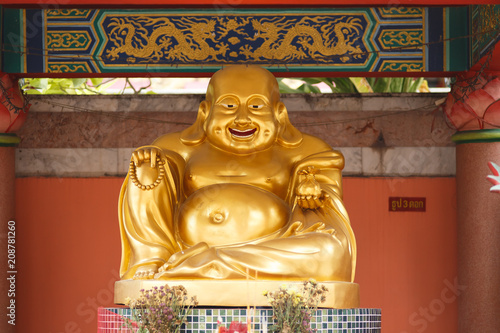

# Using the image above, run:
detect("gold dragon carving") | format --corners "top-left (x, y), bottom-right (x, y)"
top-left (106, 17), bottom-right (228, 62)
top-left (104, 15), bottom-right (365, 63)
top-left (243, 16), bottom-right (364, 62)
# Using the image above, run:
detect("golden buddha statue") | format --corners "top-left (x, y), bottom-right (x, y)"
top-left (117, 66), bottom-right (357, 306)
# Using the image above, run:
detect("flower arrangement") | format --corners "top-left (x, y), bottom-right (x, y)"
top-left (264, 280), bottom-right (328, 333)
top-left (123, 285), bottom-right (198, 333)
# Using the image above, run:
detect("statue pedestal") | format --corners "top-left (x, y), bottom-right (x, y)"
top-left (115, 279), bottom-right (360, 308)
top-left (98, 307), bottom-right (381, 332)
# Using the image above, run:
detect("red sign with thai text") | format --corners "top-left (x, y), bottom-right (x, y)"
top-left (389, 197), bottom-right (426, 212)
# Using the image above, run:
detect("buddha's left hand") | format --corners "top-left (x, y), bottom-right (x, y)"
top-left (296, 167), bottom-right (328, 210)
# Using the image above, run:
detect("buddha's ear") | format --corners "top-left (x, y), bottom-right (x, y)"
top-left (180, 100), bottom-right (209, 145)
top-left (276, 102), bottom-right (302, 148)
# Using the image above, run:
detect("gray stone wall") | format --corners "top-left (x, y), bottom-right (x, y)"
top-left (16, 93), bottom-right (455, 177)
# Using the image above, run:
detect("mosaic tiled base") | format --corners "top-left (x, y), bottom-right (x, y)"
top-left (98, 307), bottom-right (381, 333)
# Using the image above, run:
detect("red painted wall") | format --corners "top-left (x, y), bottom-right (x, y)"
top-left (15, 177), bottom-right (456, 333)
top-left (345, 178), bottom-right (457, 333)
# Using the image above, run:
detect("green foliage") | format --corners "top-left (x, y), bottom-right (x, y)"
top-left (21, 76), bottom-right (427, 95)
top-left (21, 78), bottom-right (116, 95)
top-left (21, 77), bottom-right (153, 95)
top-left (279, 77), bottom-right (427, 93)
top-left (278, 78), bottom-right (322, 93)
top-left (366, 77), bottom-right (425, 93)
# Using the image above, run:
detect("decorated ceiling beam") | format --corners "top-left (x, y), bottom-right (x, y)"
top-left (1, 5), bottom-right (498, 77)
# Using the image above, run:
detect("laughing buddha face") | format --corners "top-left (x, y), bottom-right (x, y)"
top-left (180, 66), bottom-right (303, 153)
top-left (204, 66), bottom-right (282, 154)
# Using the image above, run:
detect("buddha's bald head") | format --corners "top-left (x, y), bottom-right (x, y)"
top-left (206, 66), bottom-right (280, 105)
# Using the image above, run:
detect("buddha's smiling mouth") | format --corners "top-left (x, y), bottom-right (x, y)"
top-left (229, 128), bottom-right (257, 138)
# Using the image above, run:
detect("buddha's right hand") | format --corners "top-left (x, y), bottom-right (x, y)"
top-left (129, 147), bottom-right (166, 190)
top-left (131, 147), bottom-right (162, 168)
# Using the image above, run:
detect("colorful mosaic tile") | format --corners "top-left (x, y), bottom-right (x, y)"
top-left (98, 307), bottom-right (381, 333)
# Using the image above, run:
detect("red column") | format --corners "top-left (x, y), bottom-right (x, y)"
top-left (453, 131), bottom-right (500, 333)
top-left (0, 142), bottom-right (16, 333)
top-left (0, 73), bottom-right (29, 333)
top-left (443, 71), bottom-right (500, 332)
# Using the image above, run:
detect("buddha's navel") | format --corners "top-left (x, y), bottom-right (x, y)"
top-left (211, 211), bottom-right (225, 224)
top-left (177, 183), bottom-right (289, 247)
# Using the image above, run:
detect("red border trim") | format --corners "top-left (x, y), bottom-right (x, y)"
top-left (0, 0), bottom-right (497, 6)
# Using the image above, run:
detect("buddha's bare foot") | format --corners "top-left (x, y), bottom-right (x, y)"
top-left (133, 264), bottom-right (158, 280)
top-left (158, 242), bottom-right (210, 272)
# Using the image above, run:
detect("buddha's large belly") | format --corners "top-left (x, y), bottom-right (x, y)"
top-left (177, 184), bottom-right (290, 247)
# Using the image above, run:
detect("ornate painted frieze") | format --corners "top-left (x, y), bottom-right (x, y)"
top-left (100, 13), bottom-right (370, 66)
top-left (470, 5), bottom-right (500, 66)
top-left (1, 6), bottom-right (495, 75)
